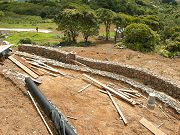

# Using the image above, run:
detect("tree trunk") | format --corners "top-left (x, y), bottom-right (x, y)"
top-left (114, 26), bottom-right (118, 44)
top-left (105, 23), bottom-right (111, 41)
top-left (70, 30), bottom-right (77, 43)
top-left (84, 35), bottom-right (88, 42)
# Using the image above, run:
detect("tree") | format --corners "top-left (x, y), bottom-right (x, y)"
top-left (96, 8), bottom-right (115, 40)
top-left (134, 15), bottom-right (160, 31)
top-left (0, 11), bottom-right (4, 17)
top-left (54, 9), bottom-right (83, 42)
top-left (80, 10), bottom-right (99, 42)
top-left (113, 13), bottom-right (134, 30)
top-left (123, 23), bottom-right (159, 52)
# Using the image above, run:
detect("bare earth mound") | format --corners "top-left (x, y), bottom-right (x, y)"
top-left (0, 74), bottom-right (48, 135)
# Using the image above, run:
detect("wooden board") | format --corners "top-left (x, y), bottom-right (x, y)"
top-left (0, 45), bottom-right (11, 53)
top-left (14, 55), bottom-right (44, 76)
top-left (107, 91), bottom-right (128, 125)
top-left (139, 117), bottom-right (166, 135)
top-left (8, 56), bottom-right (39, 79)
top-left (83, 74), bottom-right (136, 106)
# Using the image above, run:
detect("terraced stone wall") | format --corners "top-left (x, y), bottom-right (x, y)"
top-left (76, 57), bottom-right (180, 100)
top-left (18, 44), bottom-right (75, 63)
top-left (18, 44), bottom-right (180, 100)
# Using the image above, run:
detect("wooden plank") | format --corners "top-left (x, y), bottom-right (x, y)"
top-left (8, 56), bottom-right (39, 79)
top-left (31, 66), bottom-right (58, 77)
top-left (27, 61), bottom-right (66, 76)
top-left (139, 117), bottom-right (166, 135)
top-left (78, 84), bottom-right (92, 93)
top-left (107, 91), bottom-right (128, 125)
top-left (14, 55), bottom-right (44, 76)
top-left (82, 74), bottom-right (136, 106)
top-left (107, 84), bottom-right (138, 94)
top-left (27, 91), bottom-right (53, 135)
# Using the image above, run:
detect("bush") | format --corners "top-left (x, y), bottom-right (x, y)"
top-left (0, 10), bottom-right (4, 17)
top-left (18, 38), bottom-right (34, 44)
top-left (123, 23), bottom-right (159, 52)
top-left (160, 40), bottom-right (180, 58)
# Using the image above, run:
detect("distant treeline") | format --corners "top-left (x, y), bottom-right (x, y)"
top-left (0, 0), bottom-right (178, 19)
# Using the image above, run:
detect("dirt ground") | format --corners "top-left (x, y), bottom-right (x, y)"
top-left (0, 74), bottom-right (49, 134)
top-left (60, 41), bottom-right (180, 84)
top-left (39, 68), bottom-right (180, 135)
top-left (0, 42), bottom-right (180, 134)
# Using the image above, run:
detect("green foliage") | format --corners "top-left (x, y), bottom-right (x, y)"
top-left (160, 39), bottom-right (180, 57)
top-left (161, 26), bottom-right (176, 40)
top-left (134, 15), bottom-right (160, 31)
top-left (18, 38), bottom-right (34, 44)
top-left (162, 0), bottom-right (177, 5)
top-left (80, 10), bottom-right (99, 42)
top-left (96, 8), bottom-right (115, 40)
top-left (55, 8), bottom-right (99, 42)
top-left (0, 12), bottom-right (43, 24)
top-left (0, 2), bottom-right (61, 18)
top-left (0, 10), bottom-right (4, 17)
top-left (113, 13), bottom-right (134, 28)
top-left (123, 23), bottom-right (159, 52)
top-left (6, 32), bottom-right (60, 46)
top-left (54, 9), bottom-right (83, 42)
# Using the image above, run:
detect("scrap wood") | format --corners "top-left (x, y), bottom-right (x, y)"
top-left (123, 92), bottom-right (139, 98)
top-left (27, 61), bottom-right (65, 76)
top-left (67, 116), bottom-right (77, 120)
top-left (14, 55), bottom-right (44, 76)
top-left (78, 83), bottom-right (92, 93)
top-left (107, 91), bottom-right (128, 125)
top-left (27, 91), bottom-right (53, 135)
top-left (31, 66), bottom-right (58, 77)
top-left (25, 57), bottom-right (62, 74)
top-left (157, 123), bottom-right (164, 128)
top-left (139, 117), bottom-right (166, 135)
top-left (158, 105), bottom-right (171, 120)
top-left (82, 74), bottom-right (136, 106)
top-left (8, 56), bottom-right (39, 79)
top-left (107, 84), bottom-right (138, 94)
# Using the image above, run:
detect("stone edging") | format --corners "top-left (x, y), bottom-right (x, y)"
top-left (18, 44), bottom-right (180, 100)
top-left (15, 51), bottom-right (180, 113)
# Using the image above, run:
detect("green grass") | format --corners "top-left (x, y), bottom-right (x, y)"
top-left (99, 32), bottom-right (115, 38)
top-left (6, 31), bottom-right (61, 46)
top-left (0, 22), bottom-right (57, 31)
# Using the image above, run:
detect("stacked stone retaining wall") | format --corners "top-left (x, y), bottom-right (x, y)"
top-left (76, 56), bottom-right (180, 100)
top-left (18, 44), bottom-right (75, 63)
top-left (18, 44), bottom-right (180, 100)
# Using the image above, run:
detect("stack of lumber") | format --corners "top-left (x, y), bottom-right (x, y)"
top-left (8, 54), bottom-right (65, 81)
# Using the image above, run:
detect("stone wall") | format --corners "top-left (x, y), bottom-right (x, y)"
top-left (76, 56), bottom-right (180, 100)
top-left (18, 44), bottom-right (75, 63)
top-left (18, 44), bottom-right (180, 100)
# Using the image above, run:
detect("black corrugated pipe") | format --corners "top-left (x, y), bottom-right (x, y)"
top-left (25, 77), bottom-right (77, 135)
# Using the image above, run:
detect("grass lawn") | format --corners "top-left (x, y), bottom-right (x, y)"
top-left (6, 31), bottom-right (61, 46)
top-left (0, 22), bottom-right (57, 31)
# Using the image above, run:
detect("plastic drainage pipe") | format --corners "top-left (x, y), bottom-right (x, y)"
top-left (25, 77), bottom-right (76, 135)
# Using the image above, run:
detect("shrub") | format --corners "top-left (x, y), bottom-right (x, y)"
top-left (18, 38), bottom-right (34, 44)
top-left (0, 10), bottom-right (4, 17)
top-left (123, 23), bottom-right (159, 52)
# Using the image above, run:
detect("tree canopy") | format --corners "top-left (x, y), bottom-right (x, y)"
top-left (96, 8), bottom-right (115, 40)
